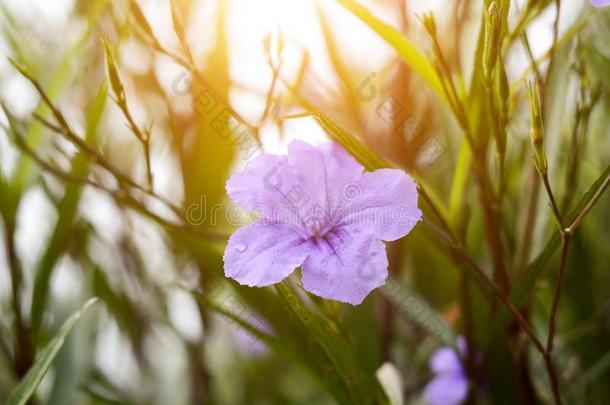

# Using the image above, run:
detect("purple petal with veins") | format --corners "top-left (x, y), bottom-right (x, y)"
top-left (224, 140), bottom-right (421, 305)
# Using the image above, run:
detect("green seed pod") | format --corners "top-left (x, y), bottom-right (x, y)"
top-left (495, 58), bottom-right (510, 119)
top-left (526, 80), bottom-right (548, 175)
top-left (101, 37), bottom-right (126, 106)
top-left (421, 12), bottom-right (437, 37)
top-left (483, 2), bottom-right (501, 82)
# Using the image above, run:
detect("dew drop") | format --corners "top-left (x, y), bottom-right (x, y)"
top-left (235, 243), bottom-right (247, 252)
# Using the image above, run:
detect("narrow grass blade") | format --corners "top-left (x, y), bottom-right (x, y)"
top-left (382, 278), bottom-right (456, 346)
top-left (7, 298), bottom-right (98, 405)
top-left (276, 282), bottom-right (372, 404)
top-left (334, 0), bottom-right (446, 104)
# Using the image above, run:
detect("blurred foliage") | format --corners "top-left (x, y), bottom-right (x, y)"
top-left (0, 0), bottom-right (609, 404)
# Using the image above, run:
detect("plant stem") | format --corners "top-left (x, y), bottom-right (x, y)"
top-left (545, 0), bottom-right (561, 86)
top-left (543, 351), bottom-right (563, 405)
top-left (536, 165), bottom-right (566, 405)
top-left (478, 187), bottom-right (510, 293)
top-left (539, 166), bottom-right (610, 405)
top-left (4, 221), bottom-right (33, 377)
top-left (542, 174), bottom-right (563, 229)
top-left (421, 214), bottom-right (545, 354)
top-left (547, 233), bottom-right (570, 353)
top-left (118, 100), bottom-right (154, 192)
top-left (518, 168), bottom-right (541, 274)
top-left (458, 250), bottom-right (545, 355)
top-left (460, 268), bottom-right (476, 400)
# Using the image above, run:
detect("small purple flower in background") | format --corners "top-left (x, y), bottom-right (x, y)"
top-left (224, 140), bottom-right (421, 305)
top-left (591, 0), bottom-right (610, 7)
top-left (423, 337), bottom-right (469, 405)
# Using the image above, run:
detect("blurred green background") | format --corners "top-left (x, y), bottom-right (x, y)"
top-left (0, 0), bottom-right (609, 404)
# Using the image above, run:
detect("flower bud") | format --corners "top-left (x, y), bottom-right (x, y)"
top-left (483, 2), bottom-right (501, 82)
top-left (101, 37), bottom-right (126, 106)
top-left (421, 12), bottom-right (437, 37)
top-left (495, 59), bottom-right (509, 118)
top-left (526, 80), bottom-right (548, 175)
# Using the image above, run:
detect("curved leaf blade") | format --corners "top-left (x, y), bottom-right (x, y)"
top-left (334, 0), bottom-right (446, 103)
top-left (7, 298), bottom-right (98, 405)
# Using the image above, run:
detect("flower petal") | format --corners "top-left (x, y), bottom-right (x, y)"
top-left (288, 140), bottom-right (363, 182)
top-left (223, 222), bottom-right (310, 287)
top-left (300, 227), bottom-right (388, 305)
top-left (287, 140), bottom-right (364, 219)
top-left (343, 168), bottom-right (422, 241)
top-left (226, 154), bottom-right (301, 222)
top-left (591, 0), bottom-right (610, 7)
top-left (429, 347), bottom-right (462, 374)
top-left (422, 372), bottom-right (468, 405)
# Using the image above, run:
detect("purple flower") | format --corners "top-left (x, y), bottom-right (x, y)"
top-left (223, 140), bottom-right (421, 305)
top-left (423, 338), bottom-right (469, 405)
top-left (591, 0), bottom-right (610, 7)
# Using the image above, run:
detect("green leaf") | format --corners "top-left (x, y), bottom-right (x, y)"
top-left (197, 293), bottom-right (292, 360)
top-left (333, 0), bottom-right (446, 104)
top-left (275, 282), bottom-right (375, 404)
top-left (191, 279), bottom-right (363, 403)
top-left (381, 278), bottom-right (456, 346)
top-left (7, 298), bottom-right (98, 405)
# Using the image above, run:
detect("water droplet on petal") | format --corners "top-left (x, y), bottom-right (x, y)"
top-left (235, 243), bottom-right (247, 252)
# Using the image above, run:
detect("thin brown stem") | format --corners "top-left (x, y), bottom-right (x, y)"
top-left (542, 173), bottom-right (563, 229)
top-left (431, 37), bottom-right (469, 135)
top-left (543, 352), bottom-right (563, 405)
top-left (419, 184), bottom-right (534, 350)
top-left (539, 167), bottom-right (610, 405)
top-left (31, 113), bottom-right (180, 217)
top-left (148, 39), bottom-right (260, 140)
top-left (478, 188), bottom-right (510, 294)
top-left (421, 216), bottom-right (545, 355)
top-left (458, 249), bottom-right (545, 354)
top-left (417, 185), bottom-right (454, 239)
top-left (520, 33), bottom-right (543, 87)
top-left (3, 120), bottom-right (226, 243)
top-left (518, 168), bottom-right (541, 274)
top-left (5, 226), bottom-right (34, 377)
top-left (547, 233), bottom-right (570, 353)
top-left (534, 136), bottom-right (569, 405)
top-left (120, 105), bottom-right (153, 191)
top-left (545, 0), bottom-right (561, 86)
top-left (460, 268), bottom-right (476, 401)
